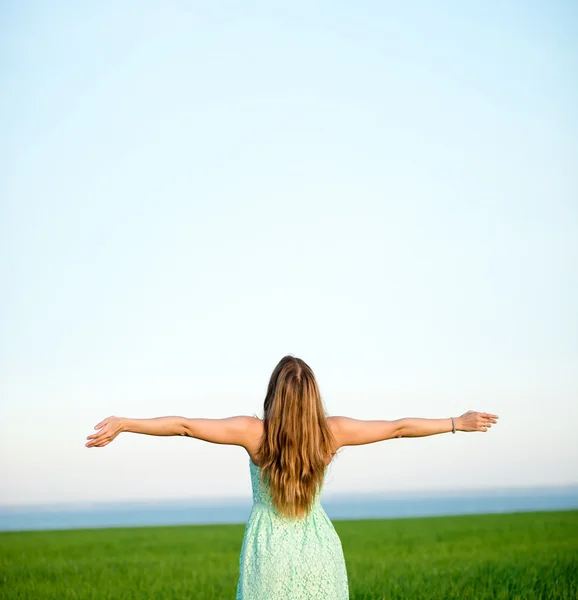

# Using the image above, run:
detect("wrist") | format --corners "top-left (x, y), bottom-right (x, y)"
top-left (119, 417), bottom-right (130, 433)
top-left (454, 416), bottom-right (462, 432)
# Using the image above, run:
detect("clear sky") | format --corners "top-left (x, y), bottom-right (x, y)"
top-left (1, 1), bottom-right (577, 506)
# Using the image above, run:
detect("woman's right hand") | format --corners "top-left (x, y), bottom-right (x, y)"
top-left (457, 411), bottom-right (499, 432)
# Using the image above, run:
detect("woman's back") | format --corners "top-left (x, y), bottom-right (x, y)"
top-left (243, 417), bottom-right (337, 471)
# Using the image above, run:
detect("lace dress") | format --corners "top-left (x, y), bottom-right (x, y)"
top-left (236, 459), bottom-right (349, 599)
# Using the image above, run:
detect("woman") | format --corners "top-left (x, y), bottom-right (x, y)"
top-left (86, 355), bottom-right (499, 599)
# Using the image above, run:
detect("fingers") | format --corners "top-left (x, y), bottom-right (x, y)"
top-left (86, 418), bottom-right (118, 448)
top-left (86, 441), bottom-right (108, 448)
top-left (85, 436), bottom-right (110, 448)
top-left (478, 412), bottom-right (499, 431)
top-left (475, 413), bottom-right (496, 432)
top-left (88, 424), bottom-right (109, 440)
top-left (85, 436), bottom-right (102, 447)
top-left (460, 411), bottom-right (498, 433)
top-left (86, 427), bottom-right (110, 447)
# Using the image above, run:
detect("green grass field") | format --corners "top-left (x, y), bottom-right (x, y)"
top-left (1, 510), bottom-right (577, 599)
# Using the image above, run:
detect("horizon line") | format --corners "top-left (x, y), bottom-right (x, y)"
top-left (2, 481), bottom-right (577, 511)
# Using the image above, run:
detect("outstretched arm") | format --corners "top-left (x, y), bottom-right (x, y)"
top-left (85, 415), bottom-right (260, 448)
top-left (395, 411), bottom-right (498, 437)
top-left (329, 410), bottom-right (499, 447)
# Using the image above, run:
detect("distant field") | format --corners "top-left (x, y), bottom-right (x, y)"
top-left (1, 510), bottom-right (577, 599)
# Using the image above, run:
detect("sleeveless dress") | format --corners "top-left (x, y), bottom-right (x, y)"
top-left (236, 459), bottom-right (349, 599)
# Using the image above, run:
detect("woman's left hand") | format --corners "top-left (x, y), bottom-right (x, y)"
top-left (86, 416), bottom-right (125, 448)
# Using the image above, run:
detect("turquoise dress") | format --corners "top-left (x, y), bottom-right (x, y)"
top-left (236, 459), bottom-right (349, 599)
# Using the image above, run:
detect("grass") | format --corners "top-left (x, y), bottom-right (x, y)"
top-left (1, 510), bottom-right (577, 599)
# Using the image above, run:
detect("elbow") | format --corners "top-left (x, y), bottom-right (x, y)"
top-left (394, 420), bottom-right (405, 438)
top-left (178, 417), bottom-right (192, 437)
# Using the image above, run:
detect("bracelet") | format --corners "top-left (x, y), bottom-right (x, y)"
top-left (451, 417), bottom-right (456, 434)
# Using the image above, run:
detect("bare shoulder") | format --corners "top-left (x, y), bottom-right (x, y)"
top-left (243, 415), bottom-right (264, 434)
top-left (227, 415), bottom-right (263, 438)
top-left (327, 415), bottom-right (358, 437)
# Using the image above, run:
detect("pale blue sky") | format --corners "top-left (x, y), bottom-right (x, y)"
top-left (1, 1), bottom-right (577, 506)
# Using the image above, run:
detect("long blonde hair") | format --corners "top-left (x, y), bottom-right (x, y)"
top-left (257, 355), bottom-right (336, 519)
